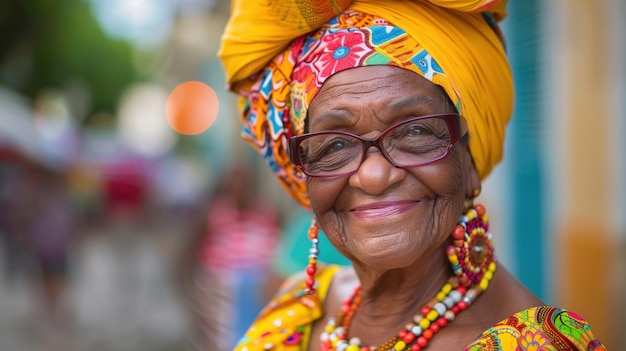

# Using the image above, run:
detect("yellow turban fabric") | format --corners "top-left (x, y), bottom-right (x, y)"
top-left (219, 0), bottom-right (513, 209)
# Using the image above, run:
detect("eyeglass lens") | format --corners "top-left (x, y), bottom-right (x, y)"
top-left (297, 116), bottom-right (454, 177)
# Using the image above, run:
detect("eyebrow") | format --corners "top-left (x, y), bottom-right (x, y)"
top-left (385, 95), bottom-right (443, 114)
top-left (307, 109), bottom-right (352, 132)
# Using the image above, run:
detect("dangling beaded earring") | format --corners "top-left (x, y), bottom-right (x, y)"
top-left (304, 218), bottom-right (319, 294)
top-left (447, 199), bottom-right (496, 290)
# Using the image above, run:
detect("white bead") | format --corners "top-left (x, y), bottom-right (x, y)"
top-left (443, 296), bottom-right (455, 308)
top-left (336, 341), bottom-right (349, 351)
top-left (411, 326), bottom-right (423, 335)
top-left (449, 290), bottom-right (462, 303)
top-left (433, 302), bottom-right (446, 316)
top-left (349, 337), bottom-right (362, 345)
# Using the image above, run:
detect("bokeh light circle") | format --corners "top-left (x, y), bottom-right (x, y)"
top-left (166, 81), bottom-right (219, 135)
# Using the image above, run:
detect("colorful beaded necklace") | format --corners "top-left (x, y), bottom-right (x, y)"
top-left (319, 205), bottom-right (496, 351)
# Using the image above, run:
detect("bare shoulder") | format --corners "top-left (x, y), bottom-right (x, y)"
top-left (460, 264), bottom-right (544, 329)
top-left (485, 264), bottom-right (545, 315)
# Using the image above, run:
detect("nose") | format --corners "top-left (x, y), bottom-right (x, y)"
top-left (348, 147), bottom-right (407, 194)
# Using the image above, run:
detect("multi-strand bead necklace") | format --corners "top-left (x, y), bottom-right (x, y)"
top-left (319, 204), bottom-right (496, 351)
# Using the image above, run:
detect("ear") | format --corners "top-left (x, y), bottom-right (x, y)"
top-left (462, 147), bottom-right (481, 198)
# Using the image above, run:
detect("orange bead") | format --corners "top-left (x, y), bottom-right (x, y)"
top-left (475, 204), bottom-right (486, 216)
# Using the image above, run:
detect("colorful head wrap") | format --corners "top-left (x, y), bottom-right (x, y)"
top-left (219, 0), bottom-right (513, 209)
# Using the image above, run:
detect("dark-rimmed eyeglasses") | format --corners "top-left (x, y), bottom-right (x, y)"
top-left (288, 113), bottom-right (468, 178)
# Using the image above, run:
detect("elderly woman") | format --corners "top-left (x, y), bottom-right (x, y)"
top-left (218, 1), bottom-right (605, 350)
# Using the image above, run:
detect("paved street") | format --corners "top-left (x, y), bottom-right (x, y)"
top-left (0, 222), bottom-right (191, 351)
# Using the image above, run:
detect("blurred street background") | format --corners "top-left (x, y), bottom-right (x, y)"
top-left (0, 0), bottom-right (624, 350)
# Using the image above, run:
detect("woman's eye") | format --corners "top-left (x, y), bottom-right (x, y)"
top-left (406, 123), bottom-right (434, 136)
top-left (327, 140), bottom-right (346, 152)
top-left (308, 136), bottom-right (352, 159)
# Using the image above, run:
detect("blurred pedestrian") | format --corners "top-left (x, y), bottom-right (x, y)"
top-left (182, 163), bottom-right (281, 351)
top-left (27, 169), bottom-right (78, 323)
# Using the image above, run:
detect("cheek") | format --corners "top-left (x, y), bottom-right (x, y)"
top-left (307, 178), bottom-right (345, 218)
top-left (307, 177), bottom-right (351, 248)
top-left (414, 154), bottom-right (467, 232)
top-left (415, 158), bottom-right (465, 199)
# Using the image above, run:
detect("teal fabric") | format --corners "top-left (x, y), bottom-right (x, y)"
top-left (273, 207), bottom-right (351, 278)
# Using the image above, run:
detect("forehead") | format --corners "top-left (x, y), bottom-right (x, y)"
top-left (307, 65), bottom-right (450, 130)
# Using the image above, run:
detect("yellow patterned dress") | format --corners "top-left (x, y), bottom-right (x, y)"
top-left (234, 265), bottom-right (606, 351)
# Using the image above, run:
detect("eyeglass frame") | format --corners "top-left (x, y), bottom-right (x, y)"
top-left (287, 113), bottom-right (469, 178)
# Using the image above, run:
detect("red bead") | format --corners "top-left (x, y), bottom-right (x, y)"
top-left (452, 225), bottom-right (465, 240)
top-left (305, 276), bottom-right (315, 288)
top-left (306, 265), bottom-right (316, 276)
top-left (451, 306), bottom-right (460, 314)
top-left (423, 329), bottom-right (433, 340)
top-left (457, 286), bottom-right (467, 295)
top-left (402, 332), bottom-right (416, 344)
top-left (411, 344), bottom-right (421, 351)
top-left (362, 348), bottom-right (371, 351)
top-left (417, 336), bottom-right (428, 347)
top-left (421, 306), bottom-right (430, 316)
top-left (399, 329), bottom-right (408, 338)
top-left (457, 301), bottom-right (468, 311)
top-left (437, 317), bottom-right (448, 327)
top-left (429, 323), bottom-right (440, 333)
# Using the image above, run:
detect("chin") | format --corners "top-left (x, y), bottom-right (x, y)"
top-left (349, 232), bottom-right (426, 268)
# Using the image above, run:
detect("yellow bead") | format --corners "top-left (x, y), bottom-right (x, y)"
top-left (466, 210), bottom-right (475, 220)
top-left (489, 261), bottom-right (497, 272)
top-left (427, 310), bottom-right (439, 321)
top-left (448, 255), bottom-right (459, 265)
top-left (484, 270), bottom-right (493, 281)
top-left (347, 345), bottom-right (360, 351)
top-left (442, 283), bottom-right (452, 294)
top-left (394, 341), bottom-right (407, 350)
top-left (479, 278), bottom-right (489, 291)
top-left (482, 214), bottom-right (489, 223)
top-left (419, 318), bottom-right (431, 329)
top-left (436, 292), bottom-right (446, 301)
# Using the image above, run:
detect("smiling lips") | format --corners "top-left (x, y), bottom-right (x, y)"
top-left (350, 200), bottom-right (418, 220)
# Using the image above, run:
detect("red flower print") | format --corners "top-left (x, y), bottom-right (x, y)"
top-left (312, 30), bottom-right (373, 82)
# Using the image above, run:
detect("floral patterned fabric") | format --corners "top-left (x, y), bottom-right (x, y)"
top-left (234, 265), bottom-right (606, 351)
top-left (467, 306), bottom-right (607, 351)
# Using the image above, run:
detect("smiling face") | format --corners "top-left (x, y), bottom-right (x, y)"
top-left (306, 65), bottom-right (480, 270)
